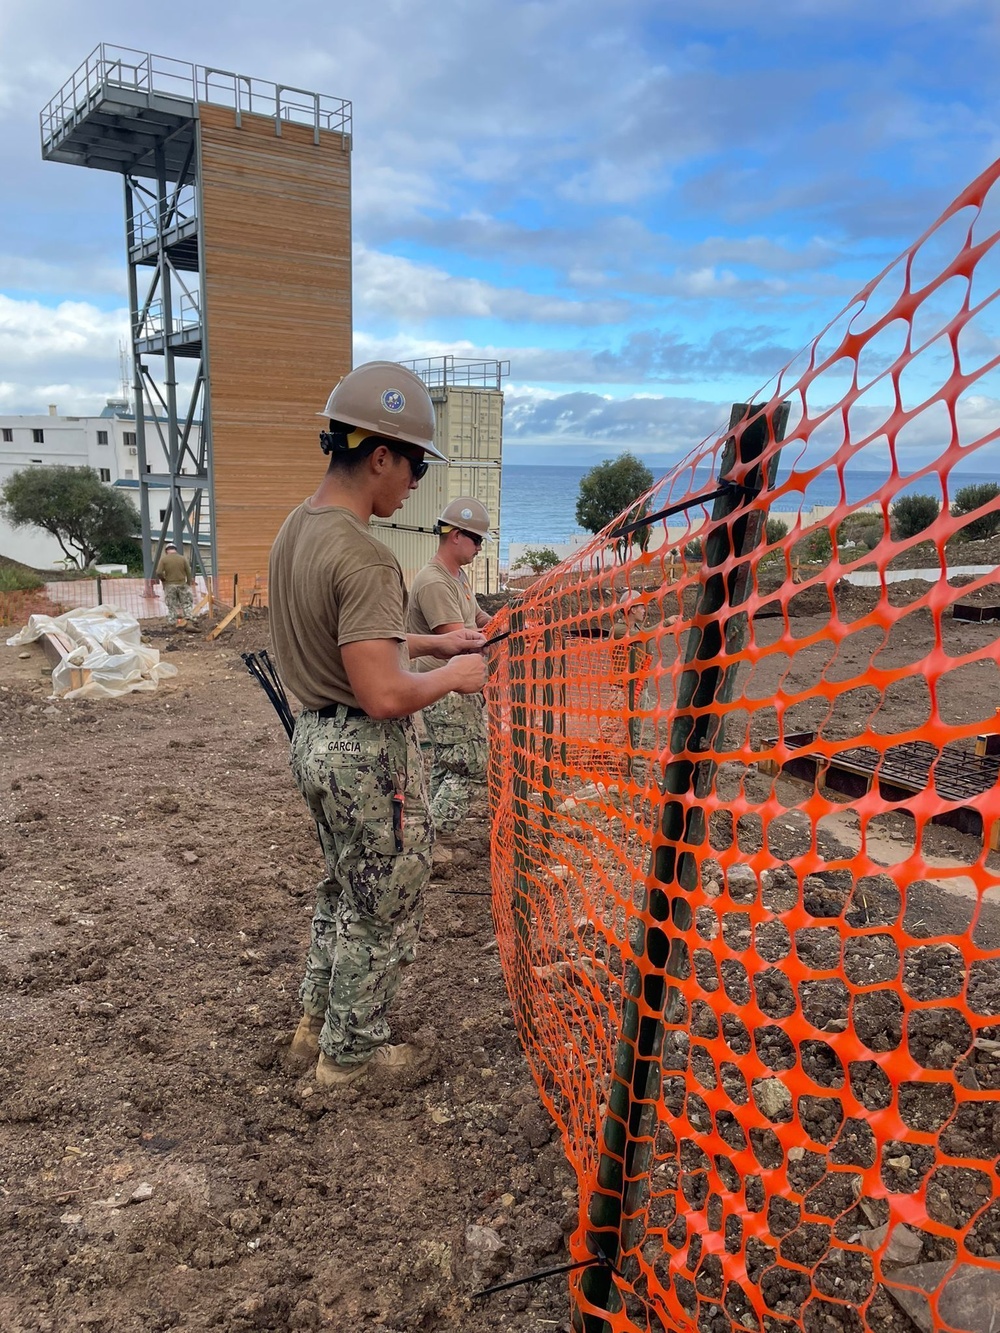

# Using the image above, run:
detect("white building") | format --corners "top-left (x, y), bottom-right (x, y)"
top-left (0, 400), bottom-right (200, 569)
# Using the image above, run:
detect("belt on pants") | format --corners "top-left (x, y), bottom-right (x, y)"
top-left (316, 702), bottom-right (368, 720)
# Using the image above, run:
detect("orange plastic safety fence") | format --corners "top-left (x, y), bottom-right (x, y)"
top-left (0, 574), bottom-right (262, 631)
top-left (486, 157), bottom-right (1000, 1333)
top-left (0, 588), bottom-right (65, 628)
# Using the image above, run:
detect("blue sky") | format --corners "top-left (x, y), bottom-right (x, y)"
top-left (1, 0), bottom-right (999, 466)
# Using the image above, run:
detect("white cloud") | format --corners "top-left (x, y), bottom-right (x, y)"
top-left (0, 294), bottom-right (128, 411)
top-left (1, 0), bottom-right (998, 422)
top-left (354, 246), bottom-right (633, 326)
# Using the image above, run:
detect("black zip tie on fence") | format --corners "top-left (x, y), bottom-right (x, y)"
top-left (471, 1245), bottom-right (623, 1301)
top-left (610, 478), bottom-right (758, 541)
top-left (242, 650), bottom-right (295, 740)
top-left (482, 482), bottom-right (755, 653)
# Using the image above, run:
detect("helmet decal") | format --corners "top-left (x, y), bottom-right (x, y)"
top-left (381, 388), bottom-right (405, 413)
top-left (460, 507), bottom-right (473, 520)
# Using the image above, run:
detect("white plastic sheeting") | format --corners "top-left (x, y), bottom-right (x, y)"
top-left (6, 606), bottom-right (178, 699)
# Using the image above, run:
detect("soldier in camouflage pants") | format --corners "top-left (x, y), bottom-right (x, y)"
top-left (290, 706), bottom-right (433, 1065)
top-left (155, 542), bottom-right (195, 624)
top-left (163, 583), bottom-right (195, 622)
top-left (422, 690), bottom-right (487, 836)
top-left (267, 361), bottom-right (486, 1089)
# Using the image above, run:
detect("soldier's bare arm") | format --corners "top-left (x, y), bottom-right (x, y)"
top-left (406, 628), bottom-right (486, 658)
top-left (343, 638), bottom-right (486, 719)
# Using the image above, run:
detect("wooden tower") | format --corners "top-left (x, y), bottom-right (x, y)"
top-left (41, 45), bottom-right (352, 587)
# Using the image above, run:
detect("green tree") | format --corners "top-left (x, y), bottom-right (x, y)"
top-left (891, 493), bottom-right (940, 541)
top-left (951, 481), bottom-right (1000, 541)
top-left (0, 465), bottom-right (140, 568)
top-left (521, 546), bottom-right (561, 575)
top-left (575, 453), bottom-right (655, 552)
top-left (765, 516), bottom-right (788, 545)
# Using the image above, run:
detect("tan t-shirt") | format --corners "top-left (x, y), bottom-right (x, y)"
top-left (156, 551), bottom-right (191, 585)
top-left (268, 502), bottom-right (408, 711)
top-left (407, 559), bottom-right (481, 672)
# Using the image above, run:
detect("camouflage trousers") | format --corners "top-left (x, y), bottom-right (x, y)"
top-left (290, 706), bottom-right (433, 1065)
top-left (163, 583), bottom-right (194, 621)
top-left (421, 691), bottom-right (487, 835)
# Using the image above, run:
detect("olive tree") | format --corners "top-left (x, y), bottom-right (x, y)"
top-left (1, 465), bottom-right (140, 569)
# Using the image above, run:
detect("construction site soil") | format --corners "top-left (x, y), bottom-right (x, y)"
top-left (2, 576), bottom-right (1000, 1332)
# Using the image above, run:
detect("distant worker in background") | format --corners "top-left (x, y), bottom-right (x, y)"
top-left (155, 542), bottom-right (195, 627)
top-left (268, 363), bottom-right (487, 1091)
top-left (407, 497), bottom-right (492, 838)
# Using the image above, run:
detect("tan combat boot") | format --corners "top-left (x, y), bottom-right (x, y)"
top-left (314, 1043), bottom-right (431, 1090)
top-left (287, 1014), bottom-right (324, 1069)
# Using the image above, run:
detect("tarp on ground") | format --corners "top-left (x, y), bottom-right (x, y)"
top-left (6, 606), bottom-right (178, 699)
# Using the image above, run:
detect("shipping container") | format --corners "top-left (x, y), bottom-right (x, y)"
top-left (373, 380), bottom-right (504, 596)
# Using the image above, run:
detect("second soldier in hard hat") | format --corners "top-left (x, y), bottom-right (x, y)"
top-left (268, 363), bottom-right (487, 1091)
top-left (407, 497), bottom-right (492, 837)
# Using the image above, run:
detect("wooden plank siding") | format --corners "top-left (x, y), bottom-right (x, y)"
top-left (197, 103), bottom-right (352, 590)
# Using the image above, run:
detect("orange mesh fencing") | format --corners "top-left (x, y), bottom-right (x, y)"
top-left (0, 587), bottom-right (65, 628)
top-left (486, 157), bottom-right (1000, 1333)
top-left (0, 574), bottom-right (262, 631)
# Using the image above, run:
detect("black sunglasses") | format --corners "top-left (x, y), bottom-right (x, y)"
top-left (388, 445), bottom-right (428, 481)
top-left (459, 529), bottom-right (484, 546)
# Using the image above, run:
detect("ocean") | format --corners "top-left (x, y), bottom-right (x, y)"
top-left (497, 464), bottom-right (998, 563)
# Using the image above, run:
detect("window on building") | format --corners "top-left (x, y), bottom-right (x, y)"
top-left (99, 468), bottom-right (111, 483)
top-left (32, 428), bottom-right (44, 444)
top-left (1, 428), bottom-right (11, 443)
top-left (123, 431), bottom-right (137, 448)
top-left (30, 458), bottom-right (42, 465)
top-left (146, 464), bottom-right (152, 474)
top-left (159, 509), bottom-right (167, 521)
top-left (97, 430), bottom-right (109, 445)
top-left (124, 469), bottom-right (134, 479)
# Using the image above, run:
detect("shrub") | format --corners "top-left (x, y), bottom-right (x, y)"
top-left (765, 517), bottom-right (788, 545)
top-left (684, 538), bottom-right (703, 561)
top-left (97, 536), bottom-right (145, 573)
top-left (792, 527), bottom-right (833, 565)
top-left (950, 482), bottom-right (1000, 541)
top-left (837, 510), bottom-right (884, 551)
top-left (0, 564), bottom-right (44, 592)
top-left (891, 493), bottom-right (940, 540)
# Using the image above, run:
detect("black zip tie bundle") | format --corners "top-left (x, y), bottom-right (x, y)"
top-left (472, 1245), bottom-right (623, 1301)
top-left (242, 649), bottom-right (295, 739)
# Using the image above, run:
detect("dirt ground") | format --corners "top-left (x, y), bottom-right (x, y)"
top-left (0, 617), bottom-right (576, 1333)
top-left (4, 577), bottom-right (1000, 1333)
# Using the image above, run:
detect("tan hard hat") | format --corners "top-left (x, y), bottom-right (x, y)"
top-left (438, 496), bottom-right (493, 540)
top-left (317, 362), bottom-right (447, 461)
